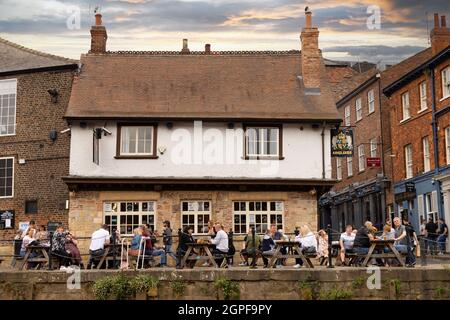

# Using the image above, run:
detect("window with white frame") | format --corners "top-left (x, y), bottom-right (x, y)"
top-left (336, 158), bottom-right (342, 180)
top-left (181, 201), bottom-right (211, 234)
top-left (0, 157), bottom-right (13, 198)
top-left (358, 145), bottom-right (365, 172)
top-left (446, 127), bottom-right (450, 165)
top-left (0, 79), bottom-right (17, 136)
top-left (355, 98), bottom-right (362, 121)
top-left (103, 201), bottom-right (156, 235)
top-left (344, 106), bottom-right (351, 126)
top-left (404, 144), bottom-right (413, 179)
top-left (119, 125), bottom-right (155, 156)
top-left (370, 138), bottom-right (377, 157)
top-left (422, 136), bottom-right (430, 172)
top-left (347, 157), bottom-right (353, 177)
top-left (425, 192), bottom-right (438, 222)
top-left (245, 126), bottom-right (280, 157)
top-left (419, 81), bottom-right (427, 111)
top-left (233, 201), bottom-right (283, 234)
top-left (442, 66), bottom-right (450, 99)
top-left (368, 89), bottom-right (375, 114)
top-left (401, 91), bottom-right (410, 121)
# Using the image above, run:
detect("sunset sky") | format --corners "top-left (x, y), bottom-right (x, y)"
top-left (0, 0), bottom-right (448, 64)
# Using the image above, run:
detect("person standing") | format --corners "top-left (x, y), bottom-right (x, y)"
top-left (162, 220), bottom-right (177, 264)
top-left (425, 218), bottom-right (438, 255)
top-left (437, 219), bottom-right (448, 255)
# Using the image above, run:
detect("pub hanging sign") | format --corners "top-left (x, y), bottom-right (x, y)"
top-left (331, 128), bottom-right (354, 157)
top-left (0, 210), bottom-right (15, 230)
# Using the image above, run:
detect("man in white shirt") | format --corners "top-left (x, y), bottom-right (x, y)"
top-left (87, 224), bottom-right (110, 269)
top-left (210, 223), bottom-right (229, 266)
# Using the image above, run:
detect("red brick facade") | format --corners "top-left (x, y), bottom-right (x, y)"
top-left (0, 68), bottom-right (76, 241)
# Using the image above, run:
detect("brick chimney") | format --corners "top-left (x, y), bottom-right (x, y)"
top-left (431, 13), bottom-right (450, 55)
top-left (90, 13), bottom-right (107, 54)
top-left (205, 44), bottom-right (211, 55)
top-left (300, 9), bottom-right (321, 89)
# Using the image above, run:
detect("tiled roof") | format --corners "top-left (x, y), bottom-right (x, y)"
top-left (333, 68), bottom-right (378, 105)
top-left (0, 36), bottom-right (77, 74)
top-left (66, 51), bottom-right (340, 121)
top-left (381, 47), bottom-right (433, 89)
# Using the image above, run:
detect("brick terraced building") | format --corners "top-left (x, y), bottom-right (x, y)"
top-left (64, 11), bottom-right (343, 250)
top-left (0, 37), bottom-right (77, 246)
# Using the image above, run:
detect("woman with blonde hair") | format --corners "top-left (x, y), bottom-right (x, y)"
top-left (317, 229), bottom-right (329, 265)
top-left (294, 225), bottom-right (317, 268)
top-left (129, 227), bottom-right (143, 256)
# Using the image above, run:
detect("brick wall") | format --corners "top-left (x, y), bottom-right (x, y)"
top-left (68, 190), bottom-right (319, 254)
top-left (389, 56), bottom-right (450, 184)
top-left (0, 68), bottom-right (75, 242)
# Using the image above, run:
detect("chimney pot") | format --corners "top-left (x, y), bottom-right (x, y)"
top-left (95, 13), bottom-right (102, 26)
top-left (305, 11), bottom-right (312, 28)
top-left (442, 15), bottom-right (447, 28)
top-left (181, 39), bottom-right (190, 54)
top-left (434, 13), bottom-right (440, 28)
top-left (205, 44), bottom-right (211, 54)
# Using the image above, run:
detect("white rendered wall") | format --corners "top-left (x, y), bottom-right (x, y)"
top-left (69, 121), bottom-right (332, 180)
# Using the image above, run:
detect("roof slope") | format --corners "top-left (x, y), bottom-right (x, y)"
top-left (333, 68), bottom-right (378, 104)
top-left (66, 51), bottom-right (340, 121)
top-left (0, 36), bottom-right (77, 74)
top-left (381, 48), bottom-right (433, 89)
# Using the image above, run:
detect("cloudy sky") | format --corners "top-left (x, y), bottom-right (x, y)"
top-left (0, 0), bottom-right (448, 64)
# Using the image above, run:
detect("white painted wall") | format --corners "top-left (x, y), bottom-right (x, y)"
top-left (69, 121), bottom-right (333, 180)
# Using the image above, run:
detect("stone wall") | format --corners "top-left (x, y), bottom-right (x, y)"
top-left (0, 268), bottom-right (449, 300)
top-left (68, 190), bottom-right (318, 254)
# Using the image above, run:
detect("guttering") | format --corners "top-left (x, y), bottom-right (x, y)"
top-left (383, 45), bottom-right (450, 97)
top-left (0, 63), bottom-right (79, 77)
top-left (336, 74), bottom-right (378, 107)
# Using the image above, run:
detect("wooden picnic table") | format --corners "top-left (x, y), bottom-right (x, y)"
top-left (181, 242), bottom-right (218, 268)
top-left (20, 245), bottom-right (50, 270)
top-left (268, 240), bottom-right (315, 268)
top-left (96, 243), bottom-right (126, 269)
top-left (362, 239), bottom-right (405, 267)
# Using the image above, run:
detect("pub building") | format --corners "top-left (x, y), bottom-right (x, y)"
top-left (63, 11), bottom-right (343, 252)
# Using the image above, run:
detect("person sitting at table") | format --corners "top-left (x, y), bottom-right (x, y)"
top-left (52, 224), bottom-right (71, 269)
top-left (393, 217), bottom-right (415, 267)
top-left (353, 221), bottom-right (384, 266)
top-left (35, 225), bottom-right (50, 247)
top-left (261, 228), bottom-right (276, 268)
top-left (87, 224), bottom-right (110, 269)
top-left (21, 221), bottom-right (37, 239)
top-left (339, 225), bottom-right (355, 265)
top-left (317, 229), bottom-right (329, 265)
top-left (294, 225), bottom-right (317, 268)
top-left (142, 225), bottom-right (167, 267)
top-left (379, 224), bottom-right (395, 240)
top-left (176, 226), bottom-right (196, 268)
top-left (353, 221), bottom-right (375, 255)
top-left (65, 231), bottom-right (83, 268)
top-left (240, 227), bottom-right (261, 266)
top-left (210, 223), bottom-right (229, 267)
top-left (227, 229), bottom-right (236, 266)
top-left (129, 227), bottom-right (143, 256)
top-left (20, 228), bottom-right (35, 257)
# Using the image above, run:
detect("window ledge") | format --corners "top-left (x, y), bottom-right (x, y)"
top-left (368, 110), bottom-right (375, 115)
top-left (243, 156), bottom-right (285, 160)
top-left (0, 196), bottom-right (14, 199)
top-left (440, 95), bottom-right (450, 102)
top-left (114, 155), bottom-right (159, 160)
top-left (400, 117), bottom-right (411, 124)
top-left (418, 108), bottom-right (428, 114)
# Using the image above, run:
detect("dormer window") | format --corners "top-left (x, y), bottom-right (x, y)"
top-left (116, 123), bottom-right (158, 159)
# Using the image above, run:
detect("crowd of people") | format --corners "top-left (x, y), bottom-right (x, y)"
top-left (14, 216), bottom-right (448, 270)
top-left (15, 220), bottom-right (82, 269)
